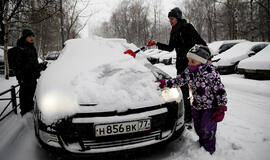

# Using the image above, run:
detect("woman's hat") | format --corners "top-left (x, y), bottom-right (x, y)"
top-left (22, 29), bottom-right (35, 38)
top-left (168, 7), bottom-right (182, 20)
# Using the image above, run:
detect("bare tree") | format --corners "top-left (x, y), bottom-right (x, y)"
top-left (0, 0), bottom-right (92, 78)
top-left (255, 0), bottom-right (270, 41)
top-left (108, 0), bottom-right (151, 46)
top-left (3, 0), bottom-right (9, 79)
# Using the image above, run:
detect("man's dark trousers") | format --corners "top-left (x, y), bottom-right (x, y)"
top-left (19, 79), bottom-right (37, 115)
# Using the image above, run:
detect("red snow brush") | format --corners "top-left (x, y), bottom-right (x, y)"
top-left (124, 46), bottom-right (146, 58)
top-left (124, 41), bottom-right (156, 58)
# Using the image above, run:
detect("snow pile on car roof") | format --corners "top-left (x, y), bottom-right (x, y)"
top-left (208, 39), bottom-right (246, 55)
top-left (213, 42), bottom-right (266, 66)
top-left (238, 45), bottom-right (270, 70)
top-left (36, 37), bottom-right (165, 123)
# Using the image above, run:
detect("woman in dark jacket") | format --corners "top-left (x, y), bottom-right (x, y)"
top-left (147, 7), bottom-right (207, 125)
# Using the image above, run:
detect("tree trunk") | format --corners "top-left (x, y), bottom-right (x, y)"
top-left (4, 0), bottom-right (9, 79)
top-left (250, 0), bottom-right (254, 41)
top-left (0, 0), bottom-right (4, 45)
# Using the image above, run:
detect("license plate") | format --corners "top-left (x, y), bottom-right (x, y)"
top-left (95, 119), bottom-right (151, 137)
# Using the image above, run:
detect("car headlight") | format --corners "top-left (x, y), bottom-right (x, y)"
top-left (37, 90), bottom-right (79, 122)
top-left (161, 88), bottom-right (182, 103)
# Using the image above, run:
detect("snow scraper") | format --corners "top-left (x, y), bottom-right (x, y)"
top-left (124, 41), bottom-right (154, 58)
top-left (124, 46), bottom-right (146, 58)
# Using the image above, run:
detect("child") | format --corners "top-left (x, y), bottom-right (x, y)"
top-left (159, 44), bottom-right (227, 154)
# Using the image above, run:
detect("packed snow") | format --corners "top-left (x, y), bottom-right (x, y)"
top-left (238, 45), bottom-right (270, 70)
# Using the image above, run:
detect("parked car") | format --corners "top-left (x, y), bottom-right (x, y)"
top-left (34, 38), bottom-right (185, 154)
top-left (143, 49), bottom-right (161, 57)
top-left (159, 51), bottom-right (176, 65)
top-left (208, 40), bottom-right (247, 56)
top-left (238, 45), bottom-right (270, 80)
top-left (45, 51), bottom-right (60, 62)
top-left (212, 42), bottom-right (269, 74)
top-left (0, 46), bottom-right (13, 76)
top-left (147, 50), bottom-right (170, 64)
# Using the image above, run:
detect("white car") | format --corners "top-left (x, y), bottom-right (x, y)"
top-left (212, 42), bottom-right (269, 74)
top-left (208, 39), bottom-right (247, 56)
top-left (238, 45), bottom-right (270, 79)
top-left (0, 46), bottom-right (13, 75)
top-left (159, 51), bottom-right (176, 65)
top-left (147, 50), bottom-right (170, 64)
top-left (34, 38), bottom-right (185, 154)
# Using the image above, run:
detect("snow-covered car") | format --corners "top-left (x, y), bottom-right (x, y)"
top-left (45, 51), bottom-right (60, 61)
top-left (237, 45), bottom-right (270, 79)
top-left (147, 50), bottom-right (170, 64)
top-left (159, 51), bottom-right (176, 65)
top-left (208, 39), bottom-right (247, 56)
top-left (212, 42), bottom-right (269, 74)
top-left (33, 38), bottom-right (185, 154)
top-left (0, 46), bottom-right (13, 76)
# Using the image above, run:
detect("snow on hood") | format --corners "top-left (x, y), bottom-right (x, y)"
top-left (36, 37), bottom-right (165, 123)
top-left (238, 45), bottom-right (270, 70)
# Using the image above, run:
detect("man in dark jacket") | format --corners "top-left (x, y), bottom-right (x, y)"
top-left (147, 7), bottom-right (207, 125)
top-left (12, 29), bottom-right (47, 116)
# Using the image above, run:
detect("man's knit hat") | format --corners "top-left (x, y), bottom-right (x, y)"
top-left (22, 29), bottom-right (35, 39)
top-left (168, 7), bottom-right (182, 20)
top-left (187, 44), bottom-right (211, 64)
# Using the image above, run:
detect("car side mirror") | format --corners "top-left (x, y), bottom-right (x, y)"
top-left (248, 51), bottom-right (256, 57)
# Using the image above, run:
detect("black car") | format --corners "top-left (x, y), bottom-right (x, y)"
top-left (34, 38), bottom-right (185, 154)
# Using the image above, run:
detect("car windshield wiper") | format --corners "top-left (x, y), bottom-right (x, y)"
top-left (79, 103), bottom-right (98, 106)
top-left (144, 63), bottom-right (171, 80)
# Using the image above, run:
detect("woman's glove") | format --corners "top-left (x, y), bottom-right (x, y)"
top-left (147, 40), bottom-right (157, 47)
top-left (211, 106), bottom-right (227, 122)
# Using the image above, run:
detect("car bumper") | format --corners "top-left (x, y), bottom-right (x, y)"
top-left (36, 102), bottom-right (185, 154)
top-left (216, 65), bottom-right (236, 74)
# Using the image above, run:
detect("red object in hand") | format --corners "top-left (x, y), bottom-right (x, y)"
top-left (124, 49), bottom-right (136, 58)
top-left (211, 106), bottom-right (227, 122)
top-left (147, 40), bottom-right (157, 47)
top-left (159, 80), bottom-right (166, 88)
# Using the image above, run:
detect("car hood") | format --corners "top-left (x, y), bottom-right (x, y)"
top-left (36, 38), bottom-right (168, 123)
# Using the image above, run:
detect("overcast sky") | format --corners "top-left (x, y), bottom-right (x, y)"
top-left (78, 0), bottom-right (179, 38)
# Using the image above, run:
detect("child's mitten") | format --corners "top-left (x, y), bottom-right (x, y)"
top-left (211, 106), bottom-right (227, 122)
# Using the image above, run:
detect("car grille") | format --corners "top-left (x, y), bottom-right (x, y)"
top-left (83, 130), bottom-right (161, 149)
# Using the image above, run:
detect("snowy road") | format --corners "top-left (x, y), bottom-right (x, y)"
top-left (1, 73), bottom-right (270, 160)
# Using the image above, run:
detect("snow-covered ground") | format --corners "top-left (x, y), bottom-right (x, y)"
top-left (1, 64), bottom-right (270, 160)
